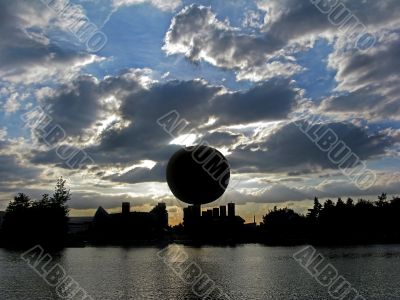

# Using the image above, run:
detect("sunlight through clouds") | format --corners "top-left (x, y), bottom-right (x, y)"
top-left (0, 0), bottom-right (399, 224)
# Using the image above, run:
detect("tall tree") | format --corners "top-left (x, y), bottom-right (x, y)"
top-left (376, 193), bottom-right (388, 208)
top-left (52, 177), bottom-right (71, 209)
top-left (2, 179), bottom-right (71, 247)
top-left (5, 193), bottom-right (31, 213)
top-left (307, 197), bottom-right (322, 220)
top-left (3, 193), bottom-right (32, 232)
top-left (48, 177), bottom-right (70, 241)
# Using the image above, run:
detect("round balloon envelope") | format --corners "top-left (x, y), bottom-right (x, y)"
top-left (166, 145), bottom-right (230, 205)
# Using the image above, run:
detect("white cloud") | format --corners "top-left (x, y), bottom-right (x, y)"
top-left (236, 61), bottom-right (304, 82)
top-left (4, 93), bottom-right (21, 115)
top-left (164, 2), bottom-right (400, 83)
top-left (0, 127), bottom-right (7, 140)
top-left (112, 0), bottom-right (182, 11)
top-left (163, 5), bottom-right (308, 82)
top-left (0, 54), bottom-right (104, 85)
top-left (242, 10), bottom-right (263, 29)
top-left (0, 0), bottom-right (104, 85)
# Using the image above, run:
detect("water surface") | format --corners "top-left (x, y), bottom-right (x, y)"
top-left (1, 244), bottom-right (399, 299)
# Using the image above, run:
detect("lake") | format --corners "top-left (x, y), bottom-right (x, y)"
top-left (1, 244), bottom-right (400, 299)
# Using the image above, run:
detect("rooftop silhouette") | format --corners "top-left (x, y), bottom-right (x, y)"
top-left (181, 203), bottom-right (253, 242)
top-left (91, 202), bottom-right (168, 243)
top-left (1, 180), bottom-right (400, 247)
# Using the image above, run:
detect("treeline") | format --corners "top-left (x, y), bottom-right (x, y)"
top-left (260, 194), bottom-right (400, 245)
top-left (0, 178), bottom-right (70, 248)
top-left (2, 179), bottom-right (400, 247)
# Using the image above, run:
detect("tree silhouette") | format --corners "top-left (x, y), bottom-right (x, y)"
top-left (1, 178), bottom-right (70, 248)
top-left (260, 194), bottom-right (400, 245)
top-left (5, 193), bottom-right (31, 213)
top-left (376, 193), bottom-right (388, 208)
top-left (2, 193), bottom-right (32, 243)
top-left (3, 181), bottom-right (400, 247)
top-left (260, 207), bottom-right (307, 244)
top-left (52, 177), bottom-right (71, 209)
top-left (307, 197), bottom-right (322, 220)
top-left (346, 197), bottom-right (354, 207)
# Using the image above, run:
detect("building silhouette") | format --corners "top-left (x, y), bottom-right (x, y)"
top-left (220, 205), bottom-right (226, 217)
top-left (212, 207), bottom-right (220, 217)
top-left (92, 202), bottom-right (168, 242)
top-left (228, 202), bottom-right (235, 217)
top-left (183, 203), bottom-right (246, 241)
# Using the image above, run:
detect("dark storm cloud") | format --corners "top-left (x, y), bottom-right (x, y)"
top-left (229, 121), bottom-right (393, 173)
top-left (85, 79), bottom-right (221, 165)
top-left (202, 131), bottom-right (242, 148)
top-left (41, 76), bottom-right (104, 137)
top-left (103, 162), bottom-right (167, 184)
top-left (321, 88), bottom-right (383, 113)
top-left (213, 80), bottom-right (298, 126)
top-left (263, 0), bottom-right (400, 43)
top-left (30, 67), bottom-right (396, 184)
top-left (115, 78), bottom-right (297, 131)
top-left (119, 79), bottom-right (220, 130)
top-left (0, 154), bottom-right (42, 188)
top-left (322, 32), bottom-right (400, 119)
top-left (34, 70), bottom-right (157, 146)
top-left (30, 74), bottom-right (299, 177)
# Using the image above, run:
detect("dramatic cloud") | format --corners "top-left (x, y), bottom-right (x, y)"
top-left (103, 162), bottom-right (167, 184)
top-left (257, 0), bottom-right (400, 42)
top-left (30, 72), bottom-right (299, 176)
top-left (164, 5), bottom-right (273, 69)
top-left (0, 153), bottom-right (42, 190)
top-left (226, 172), bottom-right (400, 205)
top-left (236, 61), bottom-right (304, 82)
top-left (164, 2), bottom-right (400, 81)
top-left (38, 76), bottom-right (104, 138)
top-left (322, 31), bottom-right (400, 120)
top-left (28, 67), bottom-right (396, 187)
top-left (1, 0), bottom-right (400, 217)
top-left (212, 79), bottom-right (299, 126)
top-left (202, 131), bottom-right (242, 148)
top-left (0, 0), bottom-right (102, 85)
top-left (229, 121), bottom-right (393, 173)
top-left (163, 5), bottom-right (294, 81)
top-left (68, 191), bottom-right (159, 210)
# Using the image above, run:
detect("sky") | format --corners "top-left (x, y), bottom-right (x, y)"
top-left (0, 0), bottom-right (399, 225)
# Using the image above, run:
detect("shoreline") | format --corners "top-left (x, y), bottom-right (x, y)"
top-left (3, 240), bottom-right (400, 249)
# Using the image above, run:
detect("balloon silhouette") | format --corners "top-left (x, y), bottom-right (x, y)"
top-left (166, 145), bottom-right (230, 205)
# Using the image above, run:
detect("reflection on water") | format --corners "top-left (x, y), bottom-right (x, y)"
top-left (1, 244), bottom-right (400, 299)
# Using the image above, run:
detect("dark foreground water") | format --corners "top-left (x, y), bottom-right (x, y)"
top-left (1, 244), bottom-right (400, 299)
